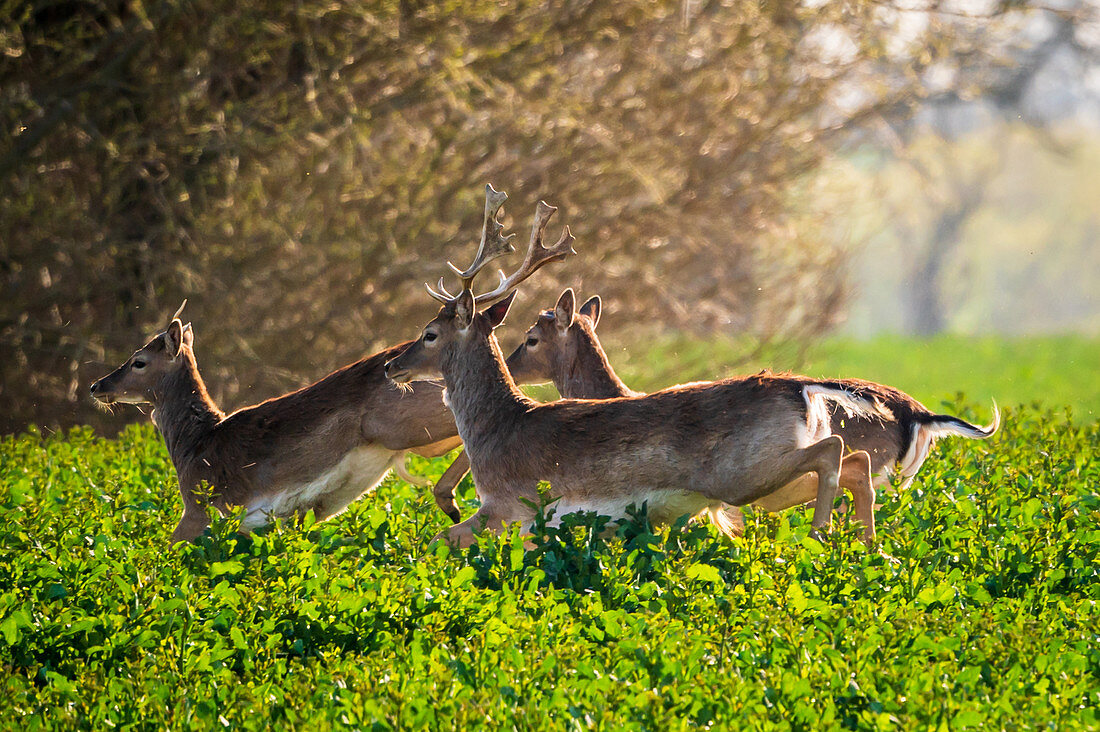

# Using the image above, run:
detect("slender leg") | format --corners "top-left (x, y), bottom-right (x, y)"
top-left (171, 508), bottom-right (209, 543)
top-left (392, 451), bottom-right (429, 486)
top-left (807, 435), bottom-right (844, 535)
top-left (839, 450), bottom-right (875, 545)
top-left (432, 452), bottom-right (470, 524)
top-left (744, 442), bottom-right (873, 545)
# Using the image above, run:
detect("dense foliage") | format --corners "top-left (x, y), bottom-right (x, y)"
top-left (1, 401), bottom-right (1096, 729)
top-left (3, 0), bottom-right (935, 433)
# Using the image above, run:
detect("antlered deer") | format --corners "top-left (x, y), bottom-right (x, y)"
top-left (385, 185), bottom-right (885, 547)
top-left (502, 288), bottom-right (1000, 517)
top-left (90, 302), bottom-right (462, 542)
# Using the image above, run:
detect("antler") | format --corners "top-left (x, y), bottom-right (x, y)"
top-left (424, 185), bottom-right (576, 307)
top-left (473, 200), bottom-right (576, 306)
top-left (450, 184), bottom-right (516, 287)
top-left (171, 299), bottom-right (188, 322)
top-left (425, 276), bottom-right (457, 304)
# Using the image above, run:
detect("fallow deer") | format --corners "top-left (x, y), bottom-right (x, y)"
top-left (384, 184), bottom-right (885, 547)
top-left (90, 302), bottom-right (462, 542)
top-left (502, 288), bottom-right (1001, 518)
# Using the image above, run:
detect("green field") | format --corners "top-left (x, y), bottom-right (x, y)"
top-left (1, 338), bottom-right (1098, 729)
top-left (610, 334), bottom-right (1099, 422)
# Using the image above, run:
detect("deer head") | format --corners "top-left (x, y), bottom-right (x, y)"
top-left (90, 300), bottom-right (194, 406)
top-left (385, 185), bottom-right (575, 384)
top-left (505, 288), bottom-right (602, 386)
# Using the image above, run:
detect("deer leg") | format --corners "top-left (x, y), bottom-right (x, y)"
top-left (839, 449), bottom-right (875, 546)
top-left (410, 436), bottom-right (464, 459)
top-left (392, 451), bottom-right (429, 487)
top-left (170, 508), bottom-right (209, 544)
top-left (751, 473), bottom-right (818, 513)
top-left (431, 503), bottom-right (508, 549)
top-left (432, 452), bottom-right (470, 524)
top-left (786, 434), bottom-right (844, 537)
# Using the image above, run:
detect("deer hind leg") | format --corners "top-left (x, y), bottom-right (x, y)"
top-left (786, 434), bottom-right (845, 537)
top-left (839, 449), bottom-right (875, 545)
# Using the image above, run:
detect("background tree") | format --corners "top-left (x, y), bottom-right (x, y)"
top-left (0, 0), bottom-right (1039, 433)
top-left (850, 2), bottom-right (1099, 336)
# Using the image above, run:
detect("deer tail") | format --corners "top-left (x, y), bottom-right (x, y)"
top-left (897, 401), bottom-right (1000, 482)
top-left (803, 383), bottom-right (893, 421)
top-left (392, 451), bottom-right (429, 486)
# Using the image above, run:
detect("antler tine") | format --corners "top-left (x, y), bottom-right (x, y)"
top-left (473, 201), bottom-right (577, 306)
top-left (435, 276), bottom-right (457, 299)
top-left (425, 279), bottom-right (453, 305)
top-left (454, 184), bottom-right (517, 287)
top-left (171, 299), bottom-right (188, 322)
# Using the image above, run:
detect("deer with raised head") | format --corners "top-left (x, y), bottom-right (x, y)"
top-left (90, 302), bottom-right (462, 542)
top-left (384, 184), bottom-right (885, 547)
top-left (502, 288), bottom-right (1000, 517)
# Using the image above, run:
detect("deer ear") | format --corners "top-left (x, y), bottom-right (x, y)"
top-left (165, 320), bottom-right (185, 359)
top-left (554, 288), bottom-right (575, 332)
top-left (182, 322), bottom-right (194, 348)
top-left (483, 290), bottom-right (516, 330)
top-left (455, 290), bottom-right (476, 329)
top-left (578, 295), bottom-right (601, 329)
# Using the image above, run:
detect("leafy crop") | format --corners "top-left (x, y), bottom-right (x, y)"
top-left (1, 403), bottom-right (1097, 729)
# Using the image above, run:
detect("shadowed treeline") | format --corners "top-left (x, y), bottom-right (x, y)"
top-left (0, 0), bottom-right (1054, 433)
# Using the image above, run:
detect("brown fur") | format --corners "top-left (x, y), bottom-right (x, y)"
top-left (434, 290), bottom-right (891, 535)
top-left (508, 290), bottom-right (998, 496)
top-left (91, 316), bottom-right (460, 542)
top-left (385, 292), bottom-right (876, 547)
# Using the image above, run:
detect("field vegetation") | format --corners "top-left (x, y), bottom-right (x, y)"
top-left (1, 337), bottom-right (1097, 728)
top-left (603, 334), bottom-right (1100, 423)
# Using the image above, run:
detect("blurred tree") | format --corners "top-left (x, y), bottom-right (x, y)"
top-left (865, 2), bottom-right (1099, 335)
top-left (2, 0), bottom-right (959, 433)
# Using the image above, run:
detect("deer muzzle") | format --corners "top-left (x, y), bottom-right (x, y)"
top-left (384, 359), bottom-right (412, 384)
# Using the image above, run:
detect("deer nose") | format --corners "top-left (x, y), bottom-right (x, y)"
top-left (384, 359), bottom-right (411, 383)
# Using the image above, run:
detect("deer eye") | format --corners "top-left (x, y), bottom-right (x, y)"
top-left (526, 336), bottom-right (539, 348)
top-left (423, 331), bottom-right (437, 343)
top-left (132, 359), bottom-right (147, 370)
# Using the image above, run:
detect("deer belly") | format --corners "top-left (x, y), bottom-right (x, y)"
top-left (242, 445), bottom-right (397, 529)
top-left (546, 489), bottom-right (716, 527)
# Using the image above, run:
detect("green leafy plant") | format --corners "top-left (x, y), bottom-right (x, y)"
top-left (0, 399), bottom-right (1096, 729)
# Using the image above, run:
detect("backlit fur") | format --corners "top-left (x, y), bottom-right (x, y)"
top-left (386, 299), bottom-right (878, 547)
top-left (92, 316), bottom-right (461, 542)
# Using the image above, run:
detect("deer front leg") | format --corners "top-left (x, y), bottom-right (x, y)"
top-left (170, 507), bottom-right (210, 544)
top-left (431, 503), bottom-right (505, 549)
top-left (431, 496), bottom-right (537, 549)
top-left (432, 452), bottom-right (470, 524)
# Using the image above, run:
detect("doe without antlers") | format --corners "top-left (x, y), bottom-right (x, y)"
top-left (91, 301), bottom-right (461, 542)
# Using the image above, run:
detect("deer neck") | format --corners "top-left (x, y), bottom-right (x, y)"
top-left (556, 330), bottom-right (635, 399)
top-left (443, 333), bottom-right (530, 446)
top-left (151, 351), bottom-right (224, 462)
